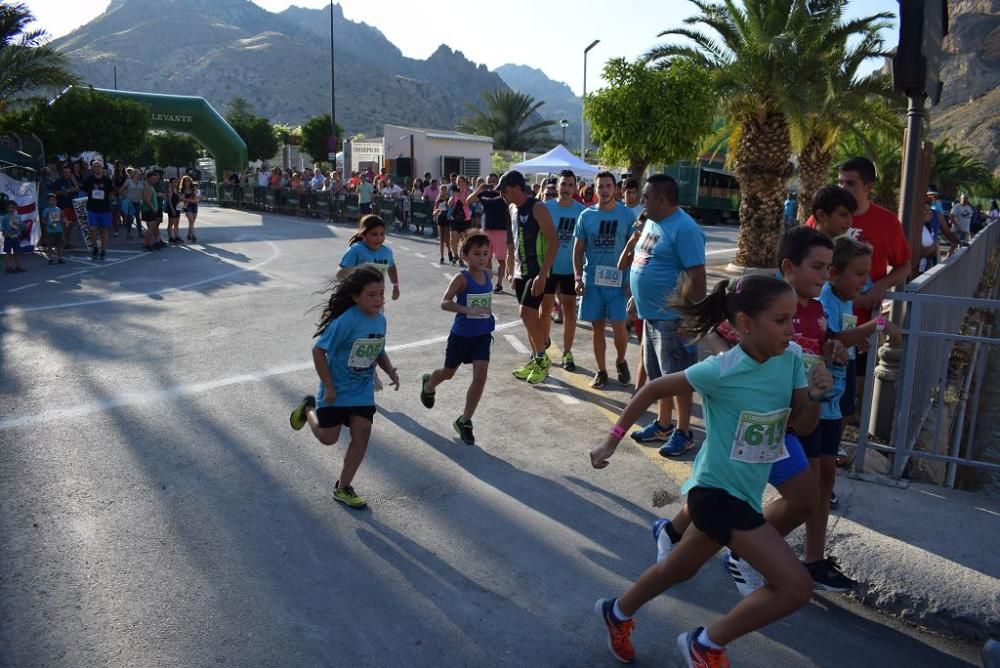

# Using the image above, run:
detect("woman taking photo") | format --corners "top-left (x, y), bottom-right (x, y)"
top-left (179, 175), bottom-right (201, 242)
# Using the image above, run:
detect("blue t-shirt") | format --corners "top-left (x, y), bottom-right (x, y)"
top-left (42, 206), bottom-right (63, 233)
top-left (339, 242), bottom-right (395, 278)
top-left (817, 284), bottom-right (855, 420)
top-left (684, 343), bottom-right (808, 512)
top-left (314, 305), bottom-right (387, 407)
top-left (573, 203), bottom-right (635, 287)
top-left (545, 199), bottom-right (586, 276)
top-left (783, 198), bottom-right (796, 218)
top-left (0, 213), bottom-right (20, 238)
top-left (629, 208), bottom-right (706, 321)
top-left (358, 182), bottom-right (373, 204)
top-left (451, 270), bottom-right (496, 337)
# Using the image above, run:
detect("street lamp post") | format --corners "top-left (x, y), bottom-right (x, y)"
top-left (559, 119), bottom-right (569, 146)
top-left (329, 1), bottom-right (337, 152)
top-left (581, 39), bottom-right (600, 157)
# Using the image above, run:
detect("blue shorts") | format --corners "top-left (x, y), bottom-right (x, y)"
top-left (88, 210), bottom-right (112, 229)
top-left (643, 319), bottom-right (697, 380)
top-left (578, 286), bottom-right (627, 322)
top-left (444, 332), bottom-right (492, 368)
top-left (768, 433), bottom-right (810, 487)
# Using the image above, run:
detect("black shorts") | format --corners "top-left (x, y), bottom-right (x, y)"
top-left (444, 332), bottom-right (492, 368)
top-left (840, 357), bottom-right (857, 417)
top-left (451, 219), bottom-right (470, 234)
top-left (436, 212), bottom-right (450, 228)
top-left (141, 210), bottom-right (162, 223)
top-left (687, 486), bottom-right (766, 546)
top-left (316, 405), bottom-right (376, 428)
top-left (800, 418), bottom-right (844, 458)
top-left (514, 275), bottom-right (546, 309)
top-left (545, 273), bottom-right (576, 296)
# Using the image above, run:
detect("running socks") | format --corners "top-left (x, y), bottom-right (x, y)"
top-left (665, 522), bottom-right (683, 545)
top-left (612, 599), bottom-right (632, 622)
top-left (698, 628), bottom-right (724, 650)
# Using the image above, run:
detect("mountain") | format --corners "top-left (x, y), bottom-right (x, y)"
top-left (929, 0), bottom-right (1000, 177)
top-left (495, 64), bottom-right (582, 148)
top-left (50, 0), bottom-right (509, 137)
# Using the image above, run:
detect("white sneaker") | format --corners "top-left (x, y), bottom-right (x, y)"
top-left (652, 519), bottom-right (674, 563)
top-left (721, 547), bottom-right (765, 597)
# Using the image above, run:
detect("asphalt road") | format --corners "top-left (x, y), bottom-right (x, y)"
top-left (0, 207), bottom-right (981, 667)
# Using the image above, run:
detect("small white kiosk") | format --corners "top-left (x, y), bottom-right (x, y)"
top-left (383, 125), bottom-right (493, 182)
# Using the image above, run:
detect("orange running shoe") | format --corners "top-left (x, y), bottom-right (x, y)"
top-left (678, 627), bottom-right (730, 668)
top-left (594, 598), bottom-right (635, 663)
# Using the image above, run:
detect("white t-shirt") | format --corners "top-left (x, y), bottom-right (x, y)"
top-left (951, 203), bottom-right (973, 232)
top-left (257, 172), bottom-right (269, 187)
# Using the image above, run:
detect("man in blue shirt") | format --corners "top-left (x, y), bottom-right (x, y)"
top-left (544, 170), bottom-right (586, 371)
top-left (573, 171), bottom-right (636, 388)
top-left (628, 175), bottom-right (706, 455)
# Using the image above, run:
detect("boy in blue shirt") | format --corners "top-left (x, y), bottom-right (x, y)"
top-left (41, 193), bottom-right (66, 264)
top-left (2, 200), bottom-right (25, 273)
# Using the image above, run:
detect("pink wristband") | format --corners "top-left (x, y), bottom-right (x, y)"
top-left (875, 315), bottom-right (886, 331)
top-left (610, 424), bottom-right (626, 440)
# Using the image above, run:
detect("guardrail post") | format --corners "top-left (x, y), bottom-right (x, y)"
top-left (888, 300), bottom-right (922, 479)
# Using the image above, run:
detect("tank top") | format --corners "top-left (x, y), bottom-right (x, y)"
top-left (451, 270), bottom-right (495, 337)
top-left (142, 186), bottom-right (159, 213)
top-left (512, 196), bottom-right (547, 279)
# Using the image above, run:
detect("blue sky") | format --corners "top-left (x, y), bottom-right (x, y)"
top-left (30, 0), bottom-right (900, 95)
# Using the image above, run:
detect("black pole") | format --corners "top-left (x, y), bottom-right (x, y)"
top-left (329, 1), bottom-right (337, 145)
top-left (113, 65), bottom-right (117, 90)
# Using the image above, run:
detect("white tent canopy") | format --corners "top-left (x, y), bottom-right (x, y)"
top-left (510, 144), bottom-right (599, 179)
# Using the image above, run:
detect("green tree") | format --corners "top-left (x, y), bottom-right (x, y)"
top-left (456, 89), bottom-right (556, 151)
top-left (225, 96), bottom-right (255, 124)
top-left (586, 58), bottom-right (715, 184)
top-left (929, 139), bottom-right (993, 199)
top-left (831, 115), bottom-right (903, 210)
top-left (299, 114), bottom-right (344, 164)
top-left (36, 87), bottom-right (148, 158)
top-left (0, 2), bottom-right (82, 113)
top-left (227, 114), bottom-right (278, 162)
top-left (150, 131), bottom-right (200, 167)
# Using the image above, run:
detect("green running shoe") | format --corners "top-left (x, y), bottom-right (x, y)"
top-left (526, 359), bottom-right (549, 385)
top-left (539, 353), bottom-right (551, 370)
top-left (512, 358), bottom-right (535, 381)
top-left (562, 351), bottom-right (576, 372)
top-left (453, 416), bottom-right (475, 445)
top-left (290, 395), bottom-right (315, 431)
top-left (333, 481), bottom-right (367, 509)
top-left (420, 373), bottom-right (435, 408)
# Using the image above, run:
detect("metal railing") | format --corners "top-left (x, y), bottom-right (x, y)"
top-left (855, 221), bottom-right (1000, 485)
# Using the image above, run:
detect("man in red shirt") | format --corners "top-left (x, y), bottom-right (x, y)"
top-left (806, 157), bottom-right (911, 324)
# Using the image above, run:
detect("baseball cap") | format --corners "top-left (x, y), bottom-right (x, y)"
top-left (497, 170), bottom-right (526, 191)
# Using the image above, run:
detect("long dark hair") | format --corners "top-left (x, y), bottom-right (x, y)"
top-left (313, 266), bottom-right (384, 337)
top-left (348, 214), bottom-right (386, 245)
top-left (671, 274), bottom-right (793, 341)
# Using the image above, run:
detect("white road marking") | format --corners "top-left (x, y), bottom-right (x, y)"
top-left (706, 247), bottom-right (738, 256)
top-left (504, 334), bottom-right (531, 355)
top-left (414, 253), bottom-right (427, 258)
top-left (442, 272), bottom-right (452, 279)
top-left (0, 320), bottom-right (521, 432)
top-left (398, 245), bottom-right (411, 251)
top-left (7, 282), bottom-right (38, 293)
top-left (555, 392), bottom-right (581, 405)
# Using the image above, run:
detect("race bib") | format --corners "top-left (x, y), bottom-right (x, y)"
top-left (368, 262), bottom-right (389, 277)
top-left (466, 291), bottom-right (493, 319)
top-left (48, 212), bottom-right (61, 223)
top-left (730, 408), bottom-right (791, 464)
top-left (347, 338), bottom-right (383, 369)
top-left (842, 314), bottom-right (857, 331)
top-left (802, 353), bottom-right (825, 372)
top-left (91, 189), bottom-right (105, 201)
top-left (594, 265), bottom-right (623, 288)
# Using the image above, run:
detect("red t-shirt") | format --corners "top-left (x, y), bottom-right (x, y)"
top-left (792, 299), bottom-right (827, 354)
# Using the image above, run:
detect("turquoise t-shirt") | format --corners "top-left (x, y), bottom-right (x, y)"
top-left (0, 213), bottom-right (20, 237)
top-left (545, 199), bottom-right (586, 276)
top-left (818, 283), bottom-right (853, 420)
top-left (42, 206), bottom-right (63, 233)
top-left (683, 343), bottom-right (808, 512)
top-left (573, 203), bottom-right (634, 287)
top-left (314, 305), bottom-right (387, 407)
top-left (629, 208), bottom-right (706, 321)
top-left (339, 242), bottom-right (395, 279)
top-left (358, 182), bottom-right (373, 205)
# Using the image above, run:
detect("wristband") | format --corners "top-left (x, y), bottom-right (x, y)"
top-left (575, 275), bottom-right (584, 281)
top-left (875, 315), bottom-right (886, 332)
top-left (392, 282), bottom-right (399, 287)
top-left (609, 424), bottom-right (626, 440)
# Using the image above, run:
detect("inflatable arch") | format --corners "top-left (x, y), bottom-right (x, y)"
top-left (85, 88), bottom-right (247, 181)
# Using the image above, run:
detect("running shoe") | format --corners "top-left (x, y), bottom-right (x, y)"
top-left (678, 627), bottom-right (730, 668)
top-left (333, 481), bottom-right (367, 509)
top-left (616, 360), bottom-right (631, 385)
top-left (830, 491), bottom-right (839, 509)
top-left (91, 246), bottom-right (98, 259)
top-left (983, 639), bottom-right (1000, 668)
top-left (591, 370), bottom-right (608, 388)
top-left (659, 429), bottom-right (695, 457)
top-left (458, 260), bottom-right (467, 268)
top-left (539, 353), bottom-right (551, 370)
top-left (594, 598), bottom-right (635, 663)
top-left (453, 416), bottom-right (475, 445)
top-left (493, 283), bottom-right (503, 294)
top-left (289, 395), bottom-right (316, 431)
top-left (526, 359), bottom-right (548, 385)
top-left (420, 374), bottom-right (435, 409)
top-left (631, 421), bottom-right (674, 443)
top-left (806, 557), bottom-right (856, 592)
top-left (99, 249), bottom-right (106, 260)
top-left (721, 548), bottom-right (765, 597)
top-left (652, 518), bottom-right (675, 563)
top-left (512, 358), bottom-right (536, 381)
top-left (562, 351), bottom-right (576, 372)
top-left (439, 256), bottom-right (445, 264)
top-left (57, 258), bottom-right (65, 264)
top-left (552, 305), bottom-right (563, 323)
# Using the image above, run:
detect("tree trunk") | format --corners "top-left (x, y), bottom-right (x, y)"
top-left (797, 137), bottom-right (833, 226)
top-left (629, 158), bottom-right (650, 188)
top-left (733, 111), bottom-right (793, 268)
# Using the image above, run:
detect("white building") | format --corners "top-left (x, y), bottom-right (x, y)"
top-left (347, 138), bottom-right (384, 175)
top-left (383, 125), bottom-right (493, 182)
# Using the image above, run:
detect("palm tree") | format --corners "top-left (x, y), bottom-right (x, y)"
top-left (456, 89), bottom-right (556, 152)
top-left (930, 139), bottom-right (992, 199)
top-left (832, 114), bottom-right (903, 209)
top-left (225, 96), bottom-right (255, 124)
top-left (0, 2), bottom-right (81, 114)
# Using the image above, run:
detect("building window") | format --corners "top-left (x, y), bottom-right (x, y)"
top-left (465, 158), bottom-right (481, 178)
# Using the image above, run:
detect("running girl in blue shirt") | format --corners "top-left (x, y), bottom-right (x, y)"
top-left (589, 274), bottom-right (832, 667)
top-left (419, 234), bottom-right (495, 445)
top-left (289, 266), bottom-right (400, 509)
top-left (338, 215), bottom-right (401, 302)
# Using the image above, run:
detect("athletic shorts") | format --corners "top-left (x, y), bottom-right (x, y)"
top-left (485, 230), bottom-right (508, 261)
top-left (840, 357), bottom-right (857, 417)
top-left (360, 202), bottom-right (372, 215)
top-left (687, 486), bottom-right (766, 546)
top-left (444, 332), bottom-right (492, 368)
top-left (436, 212), bottom-right (450, 228)
top-left (141, 209), bottom-right (162, 223)
top-left (88, 210), bottom-right (113, 229)
top-left (578, 286), bottom-right (627, 322)
top-left (514, 275), bottom-right (546, 310)
top-left (545, 273), bottom-right (576, 296)
top-left (643, 319), bottom-right (697, 380)
top-left (451, 219), bottom-right (470, 234)
top-left (316, 405), bottom-right (376, 428)
top-left (3, 237), bottom-right (19, 254)
top-left (60, 207), bottom-right (77, 223)
top-left (800, 418), bottom-right (844, 458)
top-left (767, 433), bottom-right (810, 487)
top-left (185, 203), bottom-right (198, 215)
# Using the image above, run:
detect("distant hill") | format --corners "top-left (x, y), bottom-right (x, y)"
top-left (495, 64), bottom-right (582, 148)
top-left (51, 0), bottom-right (510, 137)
